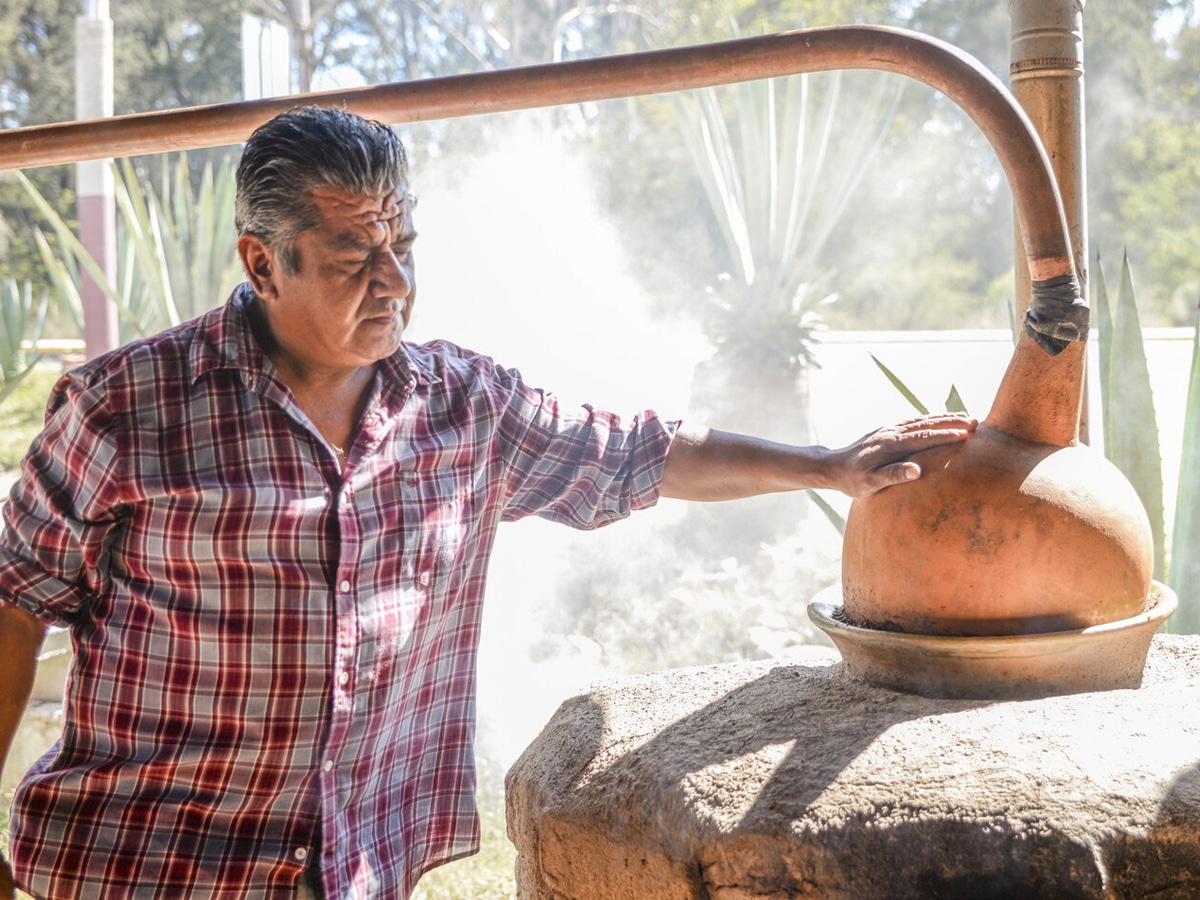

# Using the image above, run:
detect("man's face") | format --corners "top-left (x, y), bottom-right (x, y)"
top-left (241, 186), bottom-right (418, 373)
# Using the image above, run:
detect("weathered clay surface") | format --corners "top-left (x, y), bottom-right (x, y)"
top-left (506, 637), bottom-right (1200, 899)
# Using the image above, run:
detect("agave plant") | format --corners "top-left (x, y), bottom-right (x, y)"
top-left (1172, 316), bottom-right (1200, 632)
top-left (0, 277), bottom-right (49, 404)
top-left (1094, 253), bottom-right (1200, 632)
top-left (1093, 254), bottom-right (1165, 580)
top-left (17, 153), bottom-right (242, 346)
top-left (675, 64), bottom-right (902, 443)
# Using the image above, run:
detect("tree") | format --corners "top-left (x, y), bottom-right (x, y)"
top-left (0, 0), bottom-right (244, 303)
top-left (1086, 0), bottom-right (1200, 324)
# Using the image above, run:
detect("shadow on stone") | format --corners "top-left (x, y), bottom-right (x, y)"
top-left (506, 638), bottom-right (1200, 900)
top-left (1102, 760), bottom-right (1200, 900)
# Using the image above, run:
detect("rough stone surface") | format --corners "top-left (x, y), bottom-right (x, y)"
top-left (506, 637), bottom-right (1200, 899)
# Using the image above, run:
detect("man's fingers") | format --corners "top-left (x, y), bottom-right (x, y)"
top-left (881, 461), bottom-right (921, 485)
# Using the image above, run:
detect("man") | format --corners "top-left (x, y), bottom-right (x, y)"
top-left (0, 106), bottom-right (975, 898)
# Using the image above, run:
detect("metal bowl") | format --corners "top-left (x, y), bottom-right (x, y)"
top-left (808, 581), bottom-right (1177, 700)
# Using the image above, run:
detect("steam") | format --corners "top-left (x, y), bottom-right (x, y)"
top-left (405, 116), bottom-right (708, 766)
top-left (407, 119), bottom-right (706, 413)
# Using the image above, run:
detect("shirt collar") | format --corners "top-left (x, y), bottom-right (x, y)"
top-left (187, 283), bottom-right (440, 390)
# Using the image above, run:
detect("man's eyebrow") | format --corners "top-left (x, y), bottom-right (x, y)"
top-left (326, 229), bottom-right (418, 253)
top-left (327, 230), bottom-right (374, 252)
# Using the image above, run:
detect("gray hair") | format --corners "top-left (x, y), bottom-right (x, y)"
top-left (235, 106), bottom-right (409, 275)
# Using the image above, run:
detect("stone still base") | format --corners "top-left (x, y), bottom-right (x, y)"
top-left (505, 635), bottom-right (1200, 900)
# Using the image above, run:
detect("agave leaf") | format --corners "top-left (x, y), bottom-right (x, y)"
top-left (870, 354), bottom-right (930, 415)
top-left (0, 278), bottom-right (27, 377)
top-left (21, 167), bottom-right (159, 338)
top-left (1168, 313), bottom-right (1200, 632)
top-left (806, 489), bottom-right (845, 536)
top-left (0, 279), bottom-right (19, 368)
top-left (169, 155), bottom-right (194, 317)
top-left (777, 74), bottom-right (811, 264)
top-left (32, 228), bottom-right (84, 332)
top-left (113, 160), bottom-right (176, 329)
top-left (1093, 252), bottom-right (1115, 438)
top-left (0, 277), bottom-right (48, 397)
top-left (681, 88), bottom-right (756, 285)
top-left (945, 384), bottom-right (969, 415)
top-left (195, 163), bottom-right (217, 319)
top-left (0, 362), bottom-right (41, 404)
top-left (1103, 253), bottom-right (1166, 580)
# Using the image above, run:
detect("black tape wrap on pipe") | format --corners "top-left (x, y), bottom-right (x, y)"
top-left (1024, 274), bottom-right (1089, 355)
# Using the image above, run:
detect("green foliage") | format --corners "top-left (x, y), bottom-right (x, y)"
top-left (112, 0), bottom-right (244, 113)
top-left (1103, 120), bottom-right (1200, 324)
top-left (1094, 254), bottom-right (1166, 580)
top-left (1171, 313), bottom-right (1200, 632)
top-left (0, 168), bottom-right (75, 289)
top-left (0, 367), bottom-right (59, 473)
top-left (0, 0), bottom-right (241, 129)
top-left (806, 488), bottom-right (846, 536)
top-left (110, 154), bottom-right (242, 333)
top-left (869, 353), bottom-right (932, 415)
top-left (0, 0), bottom-right (78, 129)
top-left (865, 353), bottom-right (971, 417)
top-left (0, 278), bottom-right (49, 404)
top-left (16, 154), bottom-right (241, 343)
top-left (1092, 247), bottom-right (1200, 634)
top-left (409, 791), bottom-right (516, 899)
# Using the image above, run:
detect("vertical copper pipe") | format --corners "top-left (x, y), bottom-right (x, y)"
top-left (1009, 0), bottom-right (1089, 439)
top-left (1010, 0), bottom-right (1088, 310)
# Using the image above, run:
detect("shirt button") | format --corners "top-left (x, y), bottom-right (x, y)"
top-left (339, 579), bottom-right (351, 593)
top-left (338, 670), bottom-right (351, 686)
top-left (294, 847), bottom-right (308, 862)
top-left (323, 759), bottom-right (335, 772)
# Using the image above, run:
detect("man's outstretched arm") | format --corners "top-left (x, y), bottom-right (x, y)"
top-left (660, 414), bottom-right (978, 502)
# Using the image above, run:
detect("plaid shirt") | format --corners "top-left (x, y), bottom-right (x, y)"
top-left (0, 284), bottom-right (675, 899)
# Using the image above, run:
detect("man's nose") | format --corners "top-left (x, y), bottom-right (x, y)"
top-left (372, 250), bottom-right (413, 296)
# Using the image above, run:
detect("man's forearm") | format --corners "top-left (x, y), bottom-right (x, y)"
top-left (660, 415), bottom-right (978, 502)
top-left (0, 605), bottom-right (46, 779)
top-left (659, 426), bottom-right (831, 501)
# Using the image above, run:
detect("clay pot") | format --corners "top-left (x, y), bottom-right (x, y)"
top-left (841, 425), bottom-right (1154, 636)
top-left (842, 331), bottom-right (1156, 637)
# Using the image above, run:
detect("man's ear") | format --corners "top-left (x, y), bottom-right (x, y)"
top-left (238, 233), bottom-right (278, 300)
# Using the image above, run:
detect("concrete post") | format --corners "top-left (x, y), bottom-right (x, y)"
top-left (76, 0), bottom-right (118, 358)
top-left (290, 0), bottom-right (312, 94)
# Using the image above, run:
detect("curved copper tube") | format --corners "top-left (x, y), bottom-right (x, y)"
top-left (2, 26), bottom-right (1073, 283)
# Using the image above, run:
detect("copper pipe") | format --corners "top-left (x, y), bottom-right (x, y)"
top-left (1009, 0), bottom-right (1090, 439)
top-left (1009, 0), bottom-right (1088, 312)
top-left (1, 26), bottom-right (1074, 283)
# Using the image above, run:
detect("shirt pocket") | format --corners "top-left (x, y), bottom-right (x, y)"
top-left (397, 464), bottom-right (478, 592)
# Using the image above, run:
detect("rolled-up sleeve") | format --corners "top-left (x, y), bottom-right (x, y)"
top-left (0, 371), bottom-right (125, 627)
top-left (492, 365), bottom-right (679, 530)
